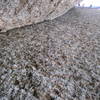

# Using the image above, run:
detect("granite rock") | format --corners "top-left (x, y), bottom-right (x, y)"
top-left (0, 0), bottom-right (81, 32)
top-left (0, 8), bottom-right (100, 100)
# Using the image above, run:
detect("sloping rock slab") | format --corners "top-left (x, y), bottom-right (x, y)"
top-left (0, 8), bottom-right (100, 100)
top-left (0, 0), bottom-right (81, 32)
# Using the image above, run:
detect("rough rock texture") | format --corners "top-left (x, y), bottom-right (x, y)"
top-left (0, 0), bottom-right (81, 32)
top-left (0, 8), bottom-right (100, 100)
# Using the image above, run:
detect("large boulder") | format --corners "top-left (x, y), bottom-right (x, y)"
top-left (0, 0), bottom-right (81, 32)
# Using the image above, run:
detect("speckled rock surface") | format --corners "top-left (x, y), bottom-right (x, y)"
top-left (0, 8), bottom-right (100, 100)
top-left (0, 0), bottom-right (81, 32)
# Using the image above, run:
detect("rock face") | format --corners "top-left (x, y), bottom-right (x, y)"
top-left (0, 8), bottom-right (100, 100)
top-left (0, 0), bottom-right (81, 32)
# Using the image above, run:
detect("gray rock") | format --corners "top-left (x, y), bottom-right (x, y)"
top-left (0, 8), bottom-right (100, 100)
top-left (0, 0), bottom-right (81, 32)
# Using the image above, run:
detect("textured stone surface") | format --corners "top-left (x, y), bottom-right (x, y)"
top-left (0, 8), bottom-right (100, 100)
top-left (0, 0), bottom-right (81, 32)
